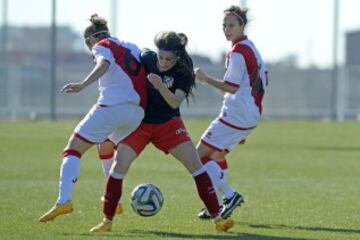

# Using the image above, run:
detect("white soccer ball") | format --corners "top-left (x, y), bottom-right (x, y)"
top-left (130, 183), bottom-right (164, 217)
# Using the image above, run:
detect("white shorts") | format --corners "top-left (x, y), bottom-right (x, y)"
top-left (200, 118), bottom-right (255, 152)
top-left (74, 103), bottom-right (144, 144)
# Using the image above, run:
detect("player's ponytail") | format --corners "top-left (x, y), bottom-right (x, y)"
top-left (84, 14), bottom-right (110, 40)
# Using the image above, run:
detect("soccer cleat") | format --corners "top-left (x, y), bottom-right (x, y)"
top-left (198, 205), bottom-right (223, 220)
top-left (39, 201), bottom-right (73, 222)
top-left (89, 218), bottom-right (112, 232)
top-left (220, 192), bottom-right (245, 219)
top-left (198, 208), bottom-right (211, 220)
top-left (214, 217), bottom-right (235, 232)
top-left (116, 203), bottom-right (124, 215)
top-left (101, 196), bottom-right (124, 215)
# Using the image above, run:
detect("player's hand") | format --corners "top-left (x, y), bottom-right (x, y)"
top-left (61, 83), bottom-right (84, 93)
top-left (147, 73), bottom-right (163, 90)
top-left (194, 67), bottom-right (208, 83)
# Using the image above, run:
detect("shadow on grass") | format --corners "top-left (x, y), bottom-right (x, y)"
top-left (62, 229), bottom-right (314, 239)
top-left (238, 221), bottom-right (360, 235)
top-left (126, 229), bottom-right (313, 240)
top-left (252, 143), bottom-right (359, 153)
top-left (305, 146), bottom-right (359, 152)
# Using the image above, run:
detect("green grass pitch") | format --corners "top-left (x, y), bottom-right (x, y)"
top-left (0, 119), bottom-right (359, 240)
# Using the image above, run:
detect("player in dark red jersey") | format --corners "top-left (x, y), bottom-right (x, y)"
top-left (90, 31), bottom-right (234, 233)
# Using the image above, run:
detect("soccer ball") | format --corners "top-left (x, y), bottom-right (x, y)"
top-left (130, 183), bottom-right (164, 217)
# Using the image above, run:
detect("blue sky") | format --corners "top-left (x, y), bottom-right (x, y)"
top-left (1, 0), bottom-right (360, 68)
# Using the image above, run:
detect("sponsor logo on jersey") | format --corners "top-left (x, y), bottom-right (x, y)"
top-left (175, 127), bottom-right (187, 135)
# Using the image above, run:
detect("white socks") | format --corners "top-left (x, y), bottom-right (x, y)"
top-left (110, 171), bottom-right (125, 180)
top-left (101, 156), bottom-right (123, 203)
top-left (191, 167), bottom-right (206, 177)
top-left (101, 158), bottom-right (113, 177)
top-left (222, 170), bottom-right (235, 199)
top-left (203, 160), bottom-right (234, 200)
top-left (57, 155), bottom-right (80, 204)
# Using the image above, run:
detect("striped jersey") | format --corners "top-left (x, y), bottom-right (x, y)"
top-left (220, 36), bottom-right (268, 128)
top-left (92, 37), bottom-right (147, 108)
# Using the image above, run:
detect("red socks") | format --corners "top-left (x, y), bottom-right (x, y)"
top-left (193, 171), bottom-right (220, 218)
top-left (103, 176), bottom-right (123, 220)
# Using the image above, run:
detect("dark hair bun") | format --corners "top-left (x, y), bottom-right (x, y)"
top-left (89, 14), bottom-right (107, 27)
top-left (177, 33), bottom-right (188, 46)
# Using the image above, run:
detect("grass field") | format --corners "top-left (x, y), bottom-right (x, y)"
top-left (0, 119), bottom-right (359, 240)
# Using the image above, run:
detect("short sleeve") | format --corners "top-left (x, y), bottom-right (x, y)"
top-left (92, 45), bottom-right (114, 64)
top-left (223, 52), bottom-right (246, 87)
top-left (174, 74), bottom-right (188, 93)
top-left (140, 49), bottom-right (157, 73)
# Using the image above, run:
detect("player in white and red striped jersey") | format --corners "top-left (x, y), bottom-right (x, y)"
top-left (39, 14), bottom-right (147, 223)
top-left (194, 5), bottom-right (268, 220)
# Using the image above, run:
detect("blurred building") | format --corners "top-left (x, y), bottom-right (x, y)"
top-left (0, 26), bottom-right (81, 52)
top-left (1, 26), bottom-right (360, 120)
top-left (0, 26), bottom-right (88, 64)
top-left (346, 30), bottom-right (360, 66)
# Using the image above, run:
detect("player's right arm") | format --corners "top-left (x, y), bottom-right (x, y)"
top-left (194, 67), bottom-right (238, 94)
top-left (147, 73), bottom-right (186, 109)
top-left (61, 44), bottom-right (112, 94)
top-left (61, 58), bottom-right (109, 93)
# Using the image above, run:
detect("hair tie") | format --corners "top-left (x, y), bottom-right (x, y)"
top-left (88, 30), bottom-right (109, 38)
top-left (224, 11), bottom-right (244, 25)
top-left (159, 48), bottom-right (180, 55)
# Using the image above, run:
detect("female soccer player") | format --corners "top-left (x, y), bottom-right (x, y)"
top-left (195, 5), bottom-right (268, 220)
top-left (38, 14), bottom-right (147, 222)
top-left (90, 31), bottom-right (234, 233)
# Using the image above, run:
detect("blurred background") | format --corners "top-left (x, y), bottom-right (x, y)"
top-left (0, 0), bottom-right (359, 121)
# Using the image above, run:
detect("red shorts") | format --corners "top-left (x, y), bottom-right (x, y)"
top-left (121, 117), bottom-right (191, 155)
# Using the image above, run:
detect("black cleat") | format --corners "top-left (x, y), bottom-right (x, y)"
top-left (220, 192), bottom-right (245, 219)
top-left (198, 208), bottom-right (211, 220)
top-left (198, 205), bottom-right (223, 220)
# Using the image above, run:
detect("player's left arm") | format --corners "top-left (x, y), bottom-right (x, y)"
top-left (147, 73), bottom-right (185, 109)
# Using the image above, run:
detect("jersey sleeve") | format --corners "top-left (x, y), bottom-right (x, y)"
top-left (223, 52), bottom-right (246, 87)
top-left (140, 49), bottom-right (157, 73)
top-left (122, 41), bottom-right (141, 62)
top-left (92, 45), bottom-right (114, 64)
top-left (173, 73), bottom-right (188, 93)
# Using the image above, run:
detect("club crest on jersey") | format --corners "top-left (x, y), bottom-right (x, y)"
top-left (162, 76), bottom-right (174, 88)
top-left (205, 132), bottom-right (212, 139)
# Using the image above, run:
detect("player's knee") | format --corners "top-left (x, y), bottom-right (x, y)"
top-left (98, 140), bottom-right (115, 159)
top-left (197, 142), bottom-right (214, 158)
top-left (113, 145), bottom-right (137, 174)
top-left (65, 134), bottom-right (93, 154)
top-left (112, 157), bottom-right (130, 174)
top-left (211, 151), bottom-right (227, 161)
top-left (180, 153), bottom-right (204, 173)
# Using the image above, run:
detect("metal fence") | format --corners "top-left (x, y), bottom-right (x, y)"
top-left (1, 0), bottom-right (359, 121)
top-left (1, 62), bottom-right (359, 120)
